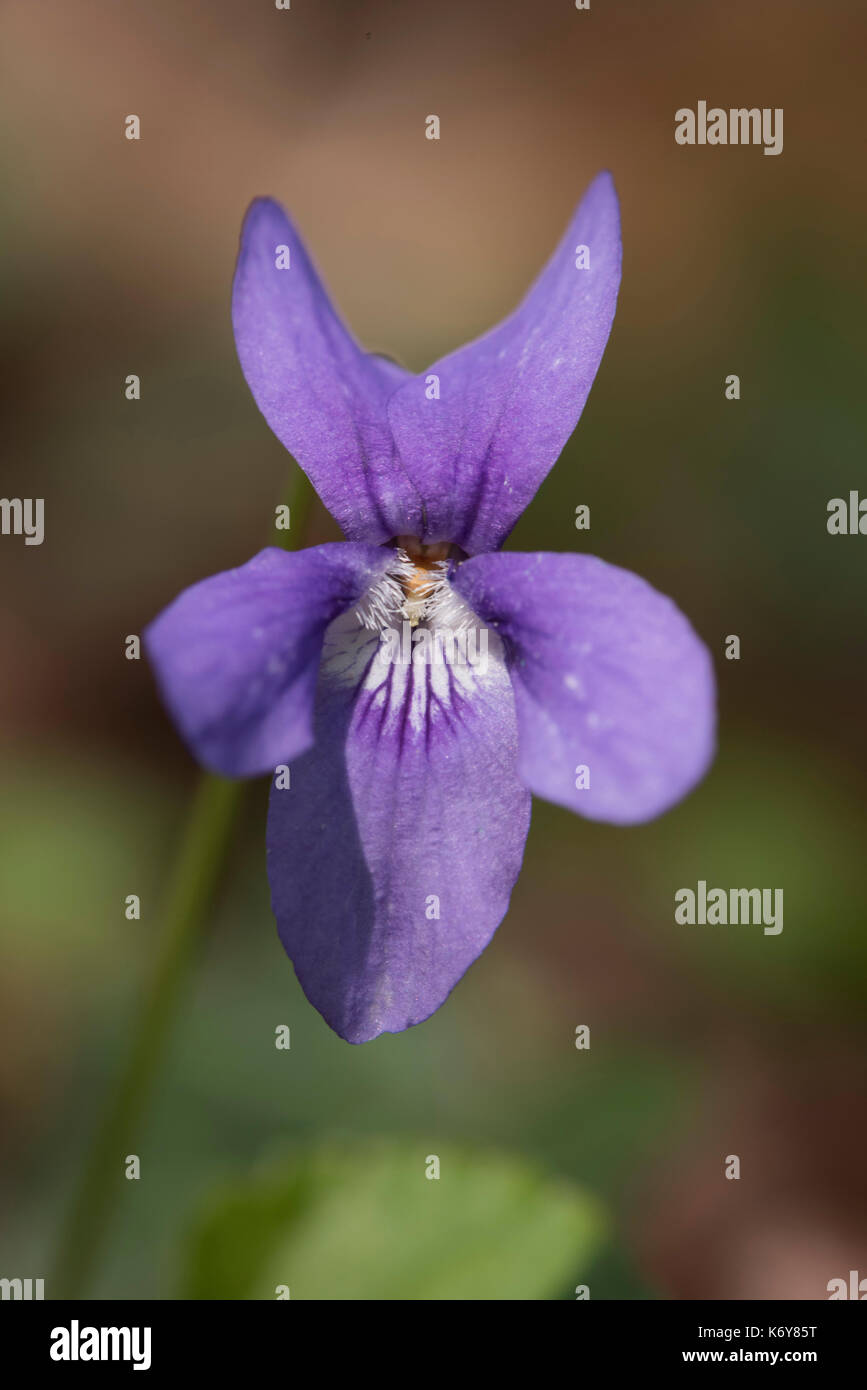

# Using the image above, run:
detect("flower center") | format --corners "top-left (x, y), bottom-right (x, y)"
top-left (356, 536), bottom-right (469, 631)
top-left (392, 535), bottom-right (454, 625)
top-left (324, 536), bottom-right (502, 710)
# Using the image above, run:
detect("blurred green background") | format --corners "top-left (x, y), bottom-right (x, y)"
top-left (1, 0), bottom-right (865, 1299)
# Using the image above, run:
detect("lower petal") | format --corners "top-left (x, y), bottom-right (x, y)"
top-left (453, 550), bottom-right (716, 823)
top-left (267, 612), bottom-right (531, 1042)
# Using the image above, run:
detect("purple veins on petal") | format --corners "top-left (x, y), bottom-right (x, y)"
top-left (267, 587), bottom-right (531, 1043)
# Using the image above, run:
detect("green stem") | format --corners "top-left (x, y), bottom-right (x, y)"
top-left (274, 469), bottom-right (315, 552)
top-left (52, 467), bottom-right (315, 1299)
top-left (52, 774), bottom-right (241, 1298)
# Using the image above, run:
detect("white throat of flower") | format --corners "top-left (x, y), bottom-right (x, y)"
top-left (322, 545), bottom-right (506, 729)
top-left (354, 547), bottom-right (476, 636)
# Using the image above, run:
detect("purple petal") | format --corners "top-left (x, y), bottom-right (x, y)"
top-left (453, 551), bottom-right (716, 823)
top-left (387, 172), bottom-right (622, 553)
top-left (144, 543), bottom-right (389, 778)
top-left (232, 199), bottom-right (424, 543)
top-left (267, 615), bottom-right (531, 1042)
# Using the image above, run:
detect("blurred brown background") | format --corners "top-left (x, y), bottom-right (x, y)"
top-left (1, 0), bottom-right (865, 1298)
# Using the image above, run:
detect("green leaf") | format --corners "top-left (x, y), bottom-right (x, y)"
top-left (182, 1141), bottom-right (605, 1300)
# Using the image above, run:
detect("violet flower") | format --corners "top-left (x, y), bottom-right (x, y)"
top-left (146, 173), bottom-right (715, 1043)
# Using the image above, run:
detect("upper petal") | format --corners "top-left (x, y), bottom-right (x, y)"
top-left (232, 199), bottom-right (424, 542)
top-left (387, 172), bottom-right (622, 553)
top-left (144, 542), bottom-right (389, 777)
top-left (453, 550), bottom-right (716, 823)
top-left (267, 608), bottom-right (531, 1042)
